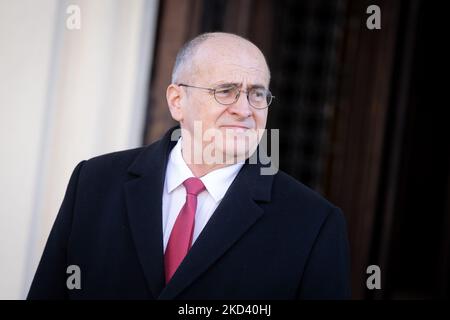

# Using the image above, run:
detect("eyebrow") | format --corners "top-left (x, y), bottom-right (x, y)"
top-left (248, 84), bottom-right (267, 90)
top-left (213, 82), bottom-right (267, 90)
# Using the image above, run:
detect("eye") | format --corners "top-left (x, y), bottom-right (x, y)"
top-left (251, 88), bottom-right (266, 100)
top-left (215, 85), bottom-right (237, 97)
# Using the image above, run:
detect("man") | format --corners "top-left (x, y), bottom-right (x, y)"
top-left (28, 32), bottom-right (351, 299)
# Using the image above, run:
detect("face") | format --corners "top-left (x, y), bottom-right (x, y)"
top-left (167, 35), bottom-right (270, 165)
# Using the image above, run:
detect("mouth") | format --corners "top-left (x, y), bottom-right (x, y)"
top-left (220, 125), bottom-right (252, 131)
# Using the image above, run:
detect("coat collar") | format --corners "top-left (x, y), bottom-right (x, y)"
top-left (124, 126), bottom-right (274, 299)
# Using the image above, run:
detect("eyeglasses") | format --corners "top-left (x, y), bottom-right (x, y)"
top-left (178, 83), bottom-right (275, 109)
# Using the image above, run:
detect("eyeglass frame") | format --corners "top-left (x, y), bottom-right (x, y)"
top-left (177, 83), bottom-right (275, 109)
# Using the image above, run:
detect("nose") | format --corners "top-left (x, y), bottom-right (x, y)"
top-left (227, 91), bottom-right (252, 118)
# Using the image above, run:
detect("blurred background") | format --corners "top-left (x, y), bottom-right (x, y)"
top-left (0, 0), bottom-right (447, 299)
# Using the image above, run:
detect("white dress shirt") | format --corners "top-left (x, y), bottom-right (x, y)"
top-left (162, 138), bottom-right (244, 252)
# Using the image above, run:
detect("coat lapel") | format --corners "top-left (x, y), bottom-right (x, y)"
top-left (124, 128), bottom-right (179, 298)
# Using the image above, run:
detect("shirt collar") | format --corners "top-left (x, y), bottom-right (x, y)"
top-left (166, 138), bottom-right (244, 202)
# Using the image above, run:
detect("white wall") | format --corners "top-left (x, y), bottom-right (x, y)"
top-left (0, 0), bottom-right (159, 299)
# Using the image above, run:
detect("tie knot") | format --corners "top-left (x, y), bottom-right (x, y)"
top-left (183, 177), bottom-right (205, 196)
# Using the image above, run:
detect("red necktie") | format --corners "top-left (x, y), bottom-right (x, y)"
top-left (164, 177), bottom-right (205, 283)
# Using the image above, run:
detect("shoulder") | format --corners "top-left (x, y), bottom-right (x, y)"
top-left (266, 170), bottom-right (345, 230)
top-left (77, 146), bottom-right (145, 178)
top-left (272, 170), bottom-right (338, 212)
top-left (74, 139), bottom-right (164, 186)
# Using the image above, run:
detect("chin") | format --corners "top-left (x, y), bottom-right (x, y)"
top-left (221, 136), bottom-right (259, 163)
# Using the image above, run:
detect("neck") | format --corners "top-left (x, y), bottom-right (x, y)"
top-left (181, 149), bottom-right (233, 177)
top-left (187, 163), bottom-right (230, 178)
top-left (181, 139), bottom-right (243, 178)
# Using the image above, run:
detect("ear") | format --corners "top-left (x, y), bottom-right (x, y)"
top-left (166, 84), bottom-right (184, 122)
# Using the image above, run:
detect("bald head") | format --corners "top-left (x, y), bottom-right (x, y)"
top-left (171, 32), bottom-right (270, 85)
